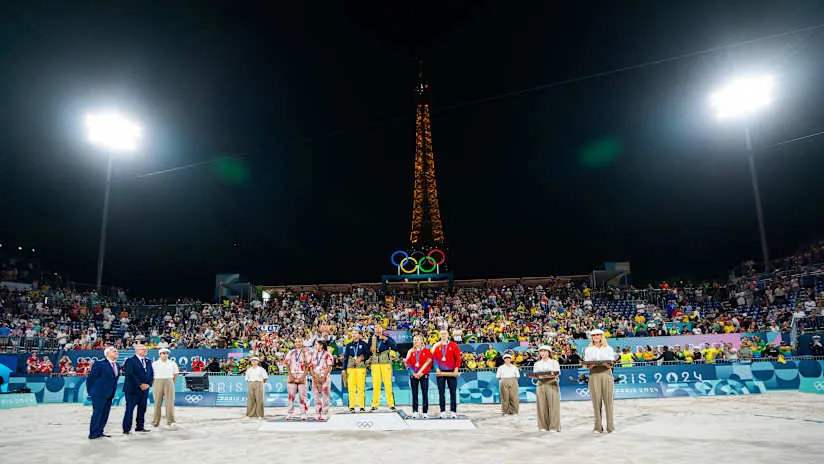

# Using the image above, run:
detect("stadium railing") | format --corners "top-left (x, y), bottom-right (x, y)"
top-left (14, 356), bottom-right (824, 378)
top-left (0, 337), bottom-right (60, 353)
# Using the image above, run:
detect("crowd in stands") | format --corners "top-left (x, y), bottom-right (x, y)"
top-left (0, 247), bottom-right (41, 284)
top-left (2, 240), bottom-right (824, 374)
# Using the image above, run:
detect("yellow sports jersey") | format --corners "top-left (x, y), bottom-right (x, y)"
top-left (702, 348), bottom-right (717, 363)
top-left (619, 353), bottom-right (634, 367)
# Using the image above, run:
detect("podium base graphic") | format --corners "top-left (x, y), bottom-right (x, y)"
top-left (258, 409), bottom-right (476, 432)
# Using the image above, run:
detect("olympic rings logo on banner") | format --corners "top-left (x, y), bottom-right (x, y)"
top-left (391, 249), bottom-right (445, 274)
top-left (575, 388), bottom-right (590, 397)
top-left (185, 395), bottom-right (204, 403)
top-left (356, 421), bottom-right (374, 430)
top-left (814, 381), bottom-right (824, 391)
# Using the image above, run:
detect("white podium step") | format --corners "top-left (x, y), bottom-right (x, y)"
top-left (258, 410), bottom-right (476, 432)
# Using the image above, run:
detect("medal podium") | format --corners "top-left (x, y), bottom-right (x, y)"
top-left (259, 408), bottom-right (475, 432)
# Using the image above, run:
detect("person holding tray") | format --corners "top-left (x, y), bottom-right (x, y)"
top-left (529, 345), bottom-right (561, 432)
top-left (431, 329), bottom-right (461, 419)
top-left (583, 329), bottom-right (617, 433)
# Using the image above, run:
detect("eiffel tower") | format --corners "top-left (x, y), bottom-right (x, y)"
top-left (409, 60), bottom-right (446, 248)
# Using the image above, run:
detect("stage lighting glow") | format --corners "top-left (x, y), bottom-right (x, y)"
top-left (85, 113), bottom-right (142, 152)
top-left (711, 76), bottom-right (774, 119)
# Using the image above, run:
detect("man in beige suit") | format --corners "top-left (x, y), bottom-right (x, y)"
top-left (151, 348), bottom-right (179, 427)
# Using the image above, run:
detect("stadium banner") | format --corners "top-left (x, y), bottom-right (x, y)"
top-left (798, 377), bottom-right (824, 394)
top-left (0, 393), bottom-right (37, 409)
top-left (608, 364), bottom-right (717, 386)
top-left (573, 333), bottom-right (742, 353)
top-left (385, 330), bottom-right (413, 344)
top-left (559, 384), bottom-right (662, 401)
top-left (62, 349), bottom-right (242, 370)
top-left (8, 362), bottom-right (808, 406)
top-left (175, 392), bottom-right (217, 407)
top-left (0, 281), bottom-right (33, 291)
top-left (714, 359), bottom-right (824, 390)
top-left (0, 355), bottom-right (19, 373)
top-left (458, 342), bottom-right (520, 354)
top-left (661, 379), bottom-right (767, 396)
top-left (0, 355), bottom-right (15, 389)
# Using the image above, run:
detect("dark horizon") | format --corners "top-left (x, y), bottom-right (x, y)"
top-left (2, 2), bottom-right (824, 299)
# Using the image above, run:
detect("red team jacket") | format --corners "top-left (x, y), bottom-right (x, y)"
top-left (405, 347), bottom-right (434, 375)
top-left (431, 341), bottom-right (462, 371)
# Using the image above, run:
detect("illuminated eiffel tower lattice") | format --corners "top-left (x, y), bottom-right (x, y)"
top-left (409, 60), bottom-right (445, 248)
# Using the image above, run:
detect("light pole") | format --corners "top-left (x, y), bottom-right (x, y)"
top-left (711, 75), bottom-right (774, 272)
top-left (85, 113), bottom-right (142, 291)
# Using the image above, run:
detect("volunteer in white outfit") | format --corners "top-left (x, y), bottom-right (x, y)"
top-left (244, 356), bottom-right (268, 418)
top-left (151, 348), bottom-right (179, 427)
top-left (496, 353), bottom-right (520, 415)
top-left (532, 345), bottom-right (561, 432)
top-left (583, 329), bottom-right (617, 433)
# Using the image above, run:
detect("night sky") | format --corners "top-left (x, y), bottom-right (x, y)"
top-left (2, 1), bottom-right (824, 299)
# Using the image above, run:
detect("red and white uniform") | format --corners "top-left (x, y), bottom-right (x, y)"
top-left (191, 358), bottom-right (205, 372)
top-left (406, 346), bottom-right (434, 375)
top-left (59, 361), bottom-right (74, 376)
top-left (431, 341), bottom-right (462, 371)
top-left (285, 348), bottom-right (310, 417)
top-left (311, 349), bottom-right (334, 418)
top-left (27, 356), bottom-right (40, 374)
top-left (76, 360), bottom-right (90, 376)
top-left (40, 360), bottom-right (54, 375)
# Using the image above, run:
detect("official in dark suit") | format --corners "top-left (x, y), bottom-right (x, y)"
top-left (122, 343), bottom-right (154, 434)
top-left (87, 346), bottom-right (120, 439)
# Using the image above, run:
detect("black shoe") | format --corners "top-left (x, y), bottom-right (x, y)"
top-left (359, 408), bottom-right (366, 413)
top-left (349, 408), bottom-right (356, 413)
top-left (390, 407), bottom-right (397, 412)
top-left (123, 431), bottom-right (131, 435)
top-left (89, 435), bottom-right (103, 440)
top-left (370, 407), bottom-right (378, 412)
top-left (102, 434), bottom-right (111, 438)
top-left (135, 429), bottom-right (150, 433)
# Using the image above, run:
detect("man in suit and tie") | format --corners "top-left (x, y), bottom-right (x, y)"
top-left (87, 346), bottom-right (120, 439)
top-left (123, 343), bottom-right (154, 434)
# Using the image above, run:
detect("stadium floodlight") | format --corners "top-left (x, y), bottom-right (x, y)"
top-left (710, 75), bottom-right (774, 120)
top-left (85, 111), bottom-right (143, 291)
top-left (710, 76), bottom-right (774, 272)
top-left (85, 113), bottom-right (142, 152)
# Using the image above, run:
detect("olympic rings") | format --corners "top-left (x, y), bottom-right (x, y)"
top-left (814, 381), bottom-right (824, 391)
top-left (356, 420), bottom-right (374, 429)
top-left (575, 388), bottom-right (590, 397)
top-left (185, 394), bottom-right (204, 403)
top-left (390, 249), bottom-right (446, 274)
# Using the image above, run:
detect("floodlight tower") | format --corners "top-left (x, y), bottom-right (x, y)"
top-left (711, 75), bottom-right (774, 272)
top-left (85, 112), bottom-right (142, 290)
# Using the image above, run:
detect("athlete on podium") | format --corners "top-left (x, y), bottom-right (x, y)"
top-left (341, 328), bottom-right (370, 413)
top-left (431, 329), bottom-right (461, 419)
top-left (367, 325), bottom-right (398, 411)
